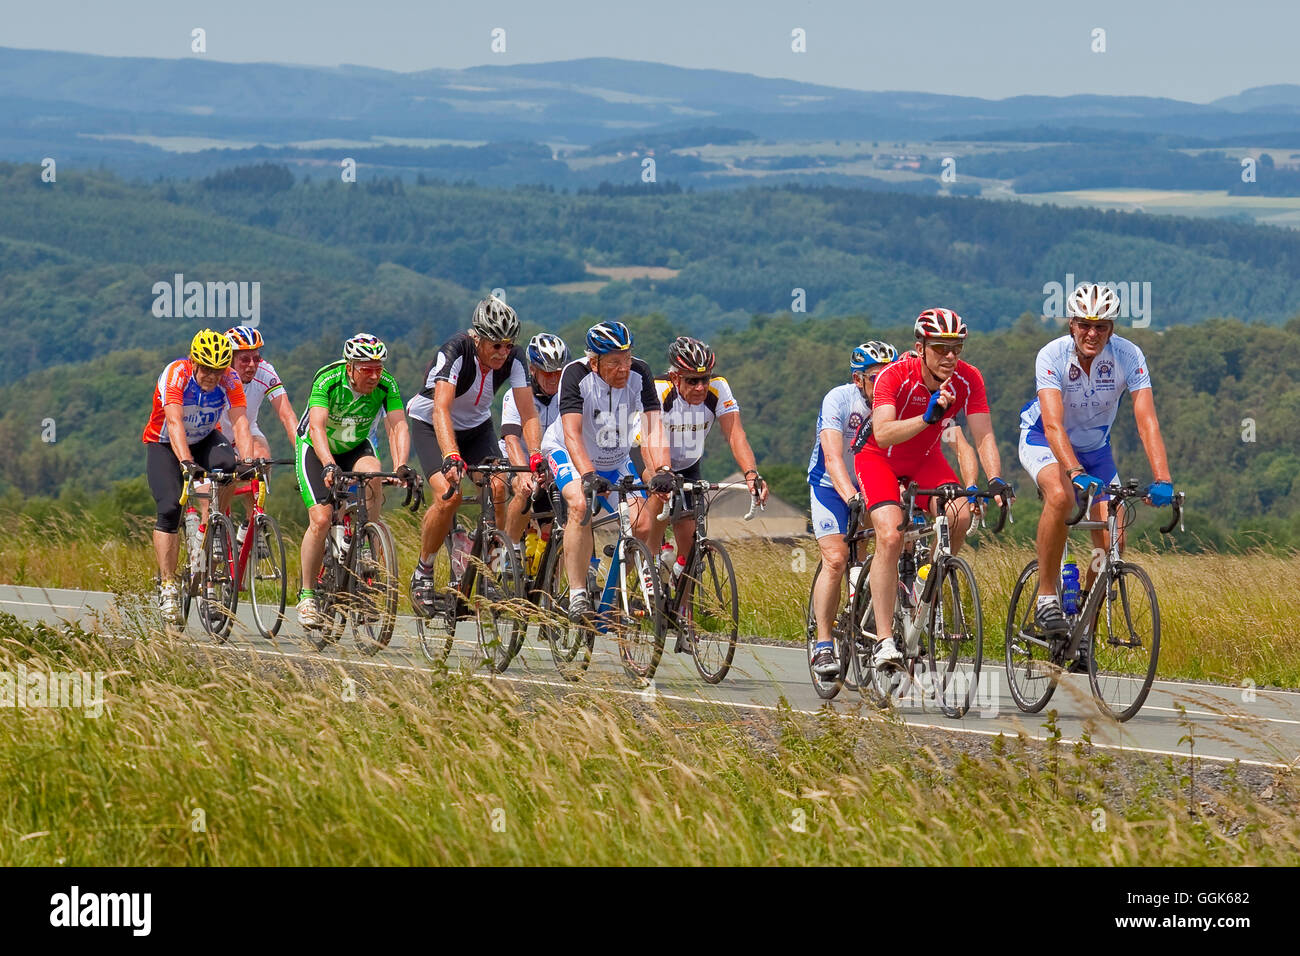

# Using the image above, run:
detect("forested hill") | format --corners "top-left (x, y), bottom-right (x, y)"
top-left (5, 162), bottom-right (1300, 389)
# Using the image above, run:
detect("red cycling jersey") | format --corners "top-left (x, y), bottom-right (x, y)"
top-left (861, 353), bottom-right (988, 468)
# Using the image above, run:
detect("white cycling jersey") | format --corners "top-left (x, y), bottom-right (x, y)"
top-left (218, 358), bottom-right (285, 438)
top-left (806, 382), bottom-right (869, 491)
top-left (541, 357), bottom-right (661, 470)
top-left (498, 381), bottom-right (561, 458)
top-left (1019, 334), bottom-right (1151, 452)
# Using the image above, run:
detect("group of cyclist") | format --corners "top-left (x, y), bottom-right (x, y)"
top-left (806, 283), bottom-right (1174, 678)
top-left (142, 281), bottom-right (1175, 678)
top-left (143, 297), bottom-right (770, 636)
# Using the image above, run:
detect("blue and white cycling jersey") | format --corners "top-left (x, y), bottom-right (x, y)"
top-left (806, 383), bottom-right (870, 490)
top-left (1019, 334), bottom-right (1151, 452)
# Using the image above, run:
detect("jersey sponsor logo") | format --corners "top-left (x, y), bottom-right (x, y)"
top-left (1068, 365), bottom-right (1082, 381)
top-left (846, 411), bottom-right (865, 433)
top-left (1097, 362), bottom-right (1114, 379)
top-left (819, 517), bottom-right (835, 532)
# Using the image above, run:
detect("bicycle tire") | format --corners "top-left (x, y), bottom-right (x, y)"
top-left (848, 556), bottom-right (903, 709)
top-left (311, 540), bottom-right (348, 650)
top-left (413, 520), bottom-right (466, 666)
top-left (805, 561), bottom-right (848, 699)
top-left (614, 537), bottom-right (666, 684)
top-left (537, 532), bottom-right (594, 680)
top-left (199, 513), bottom-right (239, 642)
top-left (352, 520), bottom-right (400, 656)
top-left (927, 554), bottom-right (983, 719)
top-left (247, 512), bottom-right (287, 640)
top-left (472, 528), bottom-right (527, 673)
top-left (682, 539), bottom-right (739, 684)
top-left (1088, 562), bottom-right (1160, 722)
top-left (1004, 559), bottom-right (1060, 714)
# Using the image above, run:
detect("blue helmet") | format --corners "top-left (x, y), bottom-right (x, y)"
top-left (586, 321), bottom-right (633, 355)
top-left (850, 340), bottom-right (897, 373)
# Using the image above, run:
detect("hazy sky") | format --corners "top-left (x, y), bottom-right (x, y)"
top-left (1, 0), bottom-right (1292, 102)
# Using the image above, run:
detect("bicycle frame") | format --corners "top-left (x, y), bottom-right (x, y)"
top-left (657, 479), bottom-right (758, 615)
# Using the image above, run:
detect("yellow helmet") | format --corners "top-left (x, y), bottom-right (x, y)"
top-left (190, 328), bottom-right (233, 370)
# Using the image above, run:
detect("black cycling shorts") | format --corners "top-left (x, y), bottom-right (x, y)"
top-left (146, 432), bottom-right (237, 533)
top-left (297, 440), bottom-right (378, 509)
top-left (411, 418), bottom-right (501, 481)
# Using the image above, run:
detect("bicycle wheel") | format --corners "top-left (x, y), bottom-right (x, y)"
top-left (471, 528), bottom-right (527, 673)
top-left (537, 534), bottom-right (594, 680)
top-left (682, 540), bottom-right (739, 684)
top-left (613, 537), bottom-right (666, 684)
top-left (805, 561), bottom-right (847, 699)
top-left (413, 522), bottom-right (464, 666)
top-left (311, 543), bottom-right (349, 651)
top-left (351, 521), bottom-right (400, 655)
top-left (927, 555), bottom-right (983, 719)
top-left (247, 512), bottom-right (287, 640)
top-left (1004, 560), bottom-right (1060, 714)
top-left (1089, 562), bottom-right (1160, 722)
top-left (848, 557), bottom-right (904, 708)
top-left (199, 513), bottom-right (239, 642)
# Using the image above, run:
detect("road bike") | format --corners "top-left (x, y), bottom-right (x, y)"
top-left (308, 470), bottom-right (420, 655)
top-left (804, 498), bottom-right (870, 700)
top-left (411, 459), bottom-right (534, 673)
top-left (851, 483), bottom-right (1008, 718)
top-left (225, 457), bottom-right (293, 639)
top-left (658, 476), bottom-right (760, 684)
top-left (1004, 479), bottom-right (1184, 722)
top-left (176, 466), bottom-right (244, 641)
top-left (536, 475), bottom-right (665, 684)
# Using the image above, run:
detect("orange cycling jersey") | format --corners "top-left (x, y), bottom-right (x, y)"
top-left (142, 358), bottom-right (246, 444)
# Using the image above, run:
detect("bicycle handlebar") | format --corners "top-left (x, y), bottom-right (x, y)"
top-left (439, 457), bottom-right (536, 500)
top-left (655, 478), bottom-right (762, 522)
top-left (328, 470), bottom-right (423, 514)
top-left (1068, 480), bottom-right (1185, 536)
top-left (896, 482), bottom-right (1010, 534)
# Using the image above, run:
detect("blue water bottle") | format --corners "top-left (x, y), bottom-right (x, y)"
top-left (1061, 556), bottom-right (1080, 616)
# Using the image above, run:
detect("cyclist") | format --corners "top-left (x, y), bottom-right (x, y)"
top-left (500, 332), bottom-right (569, 558)
top-left (218, 326), bottom-right (299, 463)
top-left (295, 333), bottom-right (416, 628)
top-left (643, 335), bottom-right (770, 563)
top-left (851, 309), bottom-right (1012, 671)
top-left (1018, 282), bottom-right (1173, 663)
top-left (540, 321), bottom-right (671, 623)
top-left (807, 341), bottom-right (897, 675)
top-left (407, 296), bottom-right (543, 615)
top-left (143, 329), bottom-right (255, 625)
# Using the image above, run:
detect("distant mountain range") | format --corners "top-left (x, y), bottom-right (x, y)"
top-left (3, 45), bottom-right (1300, 156)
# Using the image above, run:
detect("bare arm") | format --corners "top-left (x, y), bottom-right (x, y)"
top-left (384, 409), bottom-right (410, 469)
top-left (270, 391), bottom-right (299, 449)
top-left (818, 429), bottom-right (858, 503)
top-left (871, 380), bottom-right (956, 448)
top-left (944, 424), bottom-right (979, 487)
top-left (562, 411), bottom-right (595, 477)
top-left (718, 411), bottom-right (768, 502)
top-left (1131, 389), bottom-right (1171, 483)
top-left (164, 404), bottom-right (194, 464)
top-left (308, 406), bottom-right (334, 468)
top-left (513, 386), bottom-right (542, 455)
top-left (432, 380), bottom-right (460, 460)
top-left (965, 411), bottom-right (1002, 482)
top-left (227, 406), bottom-right (255, 460)
top-left (640, 409), bottom-right (670, 474)
top-left (1038, 388), bottom-right (1083, 475)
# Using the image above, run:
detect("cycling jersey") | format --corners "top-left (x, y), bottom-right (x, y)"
top-left (1019, 334), bottom-right (1151, 452)
top-left (218, 358), bottom-right (285, 437)
top-left (806, 383), bottom-right (869, 491)
top-left (406, 332), bottom-right (528, 430)
top-left (862, 353), bottom-right (989, 468)
top-left (498, 380), bottom-right (560, 457)
top-left (541, 357), bottom-right (661, 470)
top-left (142, 359), bottom-right (246, 445)
top-left (651, 377), bottom-right (739, 471)
top-left (296, 360), bottom-right (403, 455)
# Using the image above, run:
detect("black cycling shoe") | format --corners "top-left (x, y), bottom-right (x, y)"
top-left (1033, 599), bottom-right (1070, 637)
top-left (409, 568), bottom-right (437, 619)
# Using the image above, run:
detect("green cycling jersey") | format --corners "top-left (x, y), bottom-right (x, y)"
top-left (296, 360), bottom-right (403, 455)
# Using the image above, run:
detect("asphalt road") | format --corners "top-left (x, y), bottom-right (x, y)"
top-left (3, 583), bottom-right (1297, 770)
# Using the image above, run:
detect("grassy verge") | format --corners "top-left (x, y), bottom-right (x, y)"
top-left (0, 611), bottom-right (1294, 866)
top-left (4, 512), bottom-right (1299, 688)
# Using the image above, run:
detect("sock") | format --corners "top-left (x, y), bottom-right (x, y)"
top-left (1036, 594), bottom-right (1059, 608)
top-left (300, 588), bottom-right (315, 600)
top-left (569, 586), bottom-right (586, 602)
top-left (416, 558), bottom-right (434, 577)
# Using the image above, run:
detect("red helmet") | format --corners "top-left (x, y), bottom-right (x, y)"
top-left (914, 308), bottom-right (967, 340)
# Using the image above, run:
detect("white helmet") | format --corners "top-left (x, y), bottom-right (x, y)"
top-left (1067, 283), bottom-right (1120, 321)
top-left (527, 332), bottom-right (570, 372)
top-left (471, 296), bottom-right (520, 342)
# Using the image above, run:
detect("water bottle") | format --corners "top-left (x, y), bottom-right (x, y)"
top-left (659, 542), bottom-right (676, 576)
top-left (847, 564), bottom-right (864, 607)
top-left (1061, 555), bottom-right (1081, 616)
top-left (899, 551), bottom-right (917, 604)
top-left (235, 522), bottom-right (248, 553)
top-left (670, 554), bottom-right (687, 586)
top-left (912, 563), bottom-right (931, 608)
top-left (184, 507), bottom-right (202, 563)
top-left (525, 530), bottom-right (544, 578)
top-left (450, 528), bottom-right (473, 582)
